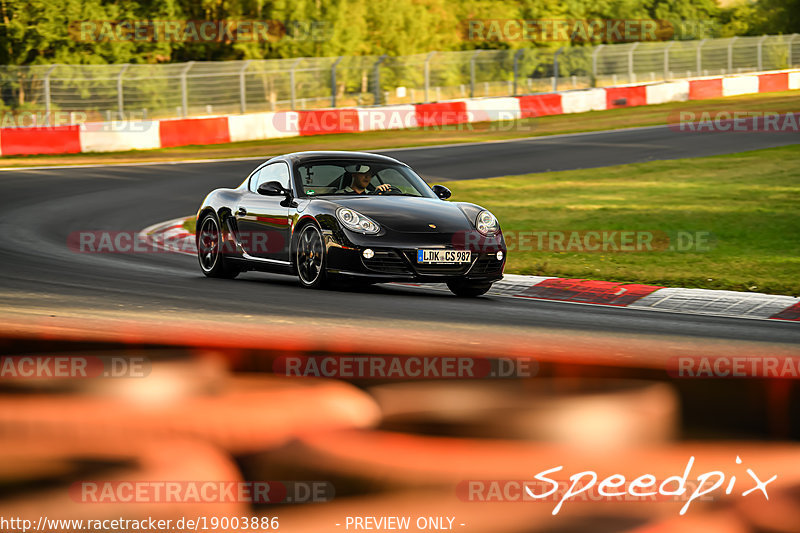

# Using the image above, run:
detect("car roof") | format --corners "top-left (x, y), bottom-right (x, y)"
top-left (267, 151), bottom-right (407, 166)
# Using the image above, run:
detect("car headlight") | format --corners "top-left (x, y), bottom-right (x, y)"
top-left (336, 207), bottom-right (381, 235)
top-left (475, 210), bottom-right (499, 235)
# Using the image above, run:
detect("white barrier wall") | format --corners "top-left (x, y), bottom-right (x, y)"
top-left (460, 97), bottom-right (522, 122)
top-left (356, 105), bottom-right (418, 131)
top-left (645, 80), bottom-right (690, 105)
top-left (722, 75), bottom-right (760, 97)
top-left (79, 121), bottom-right (161, 152)
top-left (228, 112), bottom-right (300, 142)
top-left (560, 89), bottom-right (607, 114)
top-left (790, 72), bottom-right (800, 90)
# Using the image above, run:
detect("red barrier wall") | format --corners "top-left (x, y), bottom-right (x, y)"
top-left (159, 117), bottom-right (231, 148)
top-left (0, 126), bottom-right (82, 156)
top-left (414, 102), bottom-right (469, 127)
top-left (605, 86), bottom-right (648, 109)
top-left (758, 73), bottom-right (789, 93)
top-left (689, 79), bottom-right (723, 100)
top-left (517, 94), bottom-right (563, 118)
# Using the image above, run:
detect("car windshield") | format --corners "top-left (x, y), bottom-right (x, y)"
top-left (295, 160), bottom-right (437, 198)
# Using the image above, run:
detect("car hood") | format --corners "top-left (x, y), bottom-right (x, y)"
top-left (327, 196), bottom-right (474, 233)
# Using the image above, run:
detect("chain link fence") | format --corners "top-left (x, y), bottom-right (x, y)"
top-left (0, 34), bottom-right (798, 122)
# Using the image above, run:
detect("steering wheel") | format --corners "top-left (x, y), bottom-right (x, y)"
top-left (373, 184), bottom-right (402, 195)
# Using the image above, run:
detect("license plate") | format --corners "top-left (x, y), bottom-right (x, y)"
top-left (417, 249), bottom-right (471, 264)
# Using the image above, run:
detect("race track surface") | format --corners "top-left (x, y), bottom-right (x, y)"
top-left (1, 124), bottom-right (798, 351)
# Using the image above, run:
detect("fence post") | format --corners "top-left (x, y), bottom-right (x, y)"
top-left (180, 61), bottom-right (194, 118)
top-left (696, 39), bottom-right (706, 75)
top-left (469, 50), bottom-right (481, 98)
top-left (43, 64), bottom-right (57, 120)
top-left (628, 42), bottom-right (640, 83)
top-left (727, 36), bottom-right (738, 73)
top-left (552, 47), bottom-right (564, 92)
top-left (117, 64), bottom-right (129, 120)
top-left (592, 44), bottom-right (605, 87)
top-left (424, 51), bottom-right (435, 102)
top-left (512, 48), bottom-right (524, 96)
top-left (790, 34), bottom-right (800, 68)
top-left (373, 54), bottom-right (387, 105)
top-left (239, 60), bottom-right (250, 114)
top-left (757, 34), bottom-right (768, 71)
top-left (330, 56), bottom-right (343, 107)
top-left (663, 41), bottom-right (675, 80)
top-left (290, 58), bottom-right (301, 110)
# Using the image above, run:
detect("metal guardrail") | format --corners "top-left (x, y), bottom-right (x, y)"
top-left (0, 34), bottom-right (798, 122)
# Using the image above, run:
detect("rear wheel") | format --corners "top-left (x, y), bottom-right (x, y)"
top-left (447, 280), bottom-right (492, 297)
top-left (295, 224), bottom-right (328, 289)
top-left (197, 212), bottom-right (240, 279)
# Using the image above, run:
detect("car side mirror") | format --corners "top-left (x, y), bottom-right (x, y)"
top-left (258, 181), bottom-right (288, 197)
top-left (432, 185), bottom-right (451, 200)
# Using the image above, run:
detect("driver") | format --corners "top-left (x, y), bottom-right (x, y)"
top-left (338, 164), bottom-right (392, 195)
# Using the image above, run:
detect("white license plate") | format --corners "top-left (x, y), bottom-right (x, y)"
top-left (417, 249), bottom-right (471, 264)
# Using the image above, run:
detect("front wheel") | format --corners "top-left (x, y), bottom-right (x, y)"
top-left (295, 224), bottom-right (328, 289)
top-left (197, 212), bottom-right (240, 279)
top-left (447, 280), bottom-right (492, 297)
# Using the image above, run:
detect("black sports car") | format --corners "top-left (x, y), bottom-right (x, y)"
top-left (195, 151), bottom-right (506, 296)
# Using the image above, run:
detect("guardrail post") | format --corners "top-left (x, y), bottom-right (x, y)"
top-left (790, 34), bottom-right (800, 67)
top-left (424, 51), bottom-right (435, 102)
top-left (373, 54), bottom-right (387, 105)
top-left (330, 56), bottom-right (343, 107)
top-left (239, 60), bottom-right (250, 114)
top-left (180, 61), bottom-right (194, 118)
top-left (117, 64), bottom-right (129, 120)
top-left (469, 50), bottom-right (481, 98)
top-left (43, 64), bottom-right (57, 120)
top-left (663, 41), bottom-right (675, 80)
top-left (757, 34), bottom-right (768, 71)
top-left (552, 47), bottom-right (564, 92)
top-left (628, 42), bottom-right (640, 83)
top-left (290, 58), bottom-right (301, 110)
top-left (696, 39), bottom-right (705, 75)
top-left (512, 48), bottom-right (524, 96)
top-left (592, 44), bottom-right (605, 87)
top-left (727, 36), bottom-right (738, 73)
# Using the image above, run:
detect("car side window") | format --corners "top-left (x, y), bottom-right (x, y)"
top-left (250, 162), bottom-right (291, 193)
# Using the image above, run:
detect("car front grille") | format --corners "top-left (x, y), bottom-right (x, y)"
top-left (362, 250), bottom-right (411, 275)
top-left (470, 254), bottom-right (504, 274)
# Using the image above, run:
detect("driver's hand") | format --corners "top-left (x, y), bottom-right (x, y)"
top-left (375, 183), bottom-right (392, 192)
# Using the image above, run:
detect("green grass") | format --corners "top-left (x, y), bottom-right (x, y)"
top-left (1, 90), bottom-right (798, 168)
top-left (442, 145), bottom-right (800, 295)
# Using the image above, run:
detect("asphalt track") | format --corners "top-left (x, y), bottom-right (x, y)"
top-left (1, 124), bottom-right (798, 349)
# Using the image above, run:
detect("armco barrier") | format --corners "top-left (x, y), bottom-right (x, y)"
top-left (517, 93), bottom-right (562, 118)
top-left (228, 112), bottom-right (300, 142)
top-left (0, 125), bottom-right (81, 156)
top-left (560, 88), bottom-right (607, 114)
top-left (298, 108), bottom-right (360, 135)
top-left (645, 80), bottom-right (689, 105)
top-left (605, 86), bottom-right (648, 109)
top-left (414, 101), bottom-right (469, 127)
top-left (689, 79), bottom-right (723, 100)
top-left (159, 117), bottom-right (230, 147)
top-left (79, 121), bottom-right (161, 152)
top-left (0, 69), bottom-right (798, 156)
top-left (758, 72), bottom-right (789, 93)
top-left (722, 75), bottom-right (760, 97)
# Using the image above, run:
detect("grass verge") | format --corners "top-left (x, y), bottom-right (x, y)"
top-left (443, 145), bottom-right (800, 296)
top-left (1, 90), bottom-right (798, 169)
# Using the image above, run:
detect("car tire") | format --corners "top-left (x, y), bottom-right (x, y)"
top-left (447, 280), bottom-right (492, 297)
top-left (197, 212), bottom-right (240, 279)
top-left (295, 223), bottom-right (328, 289)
